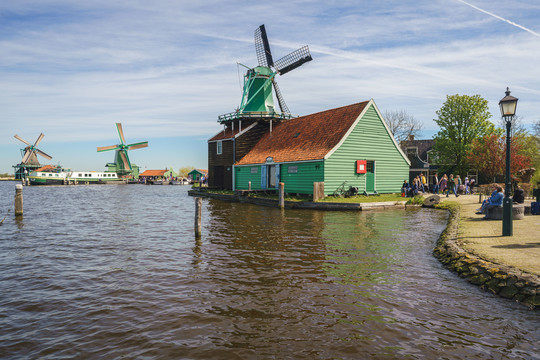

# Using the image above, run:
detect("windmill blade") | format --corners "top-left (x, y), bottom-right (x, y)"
top-left (119, 150), bottom-right (132, 170)
top-left (254, 24), bottom-right (273, 67)
top-left (273, 45), bottom-right (312, 75)
top-left (116, 123), bottom-right (126, 144)
top-left (34, 133), bottom-right (45, 147)
top-left (21, 149), bottom-right (32, 163)
top-left (97, 145), bottom-right (120, 152)
top-left (271, 79), bottom-right (290, 114)
top-left (36, 149), bottom-right (52, 160)
top-left (14, 134), bottom-right (30, 146)
top-left (127, 141), bottom-right (148, 150)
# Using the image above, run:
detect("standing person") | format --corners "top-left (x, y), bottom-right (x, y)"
top-left (464, 176), bottom-right (470, 195)
top-left (456, 175), bottom-right (462, 195)
top-left (411, 177), bottom-right (419, 196)
top-left (446, 174), bottom-right (459, 197)
top-left (440, 174), bottom-right (448, 194)
top-left (469, 178), bottom-right (476, 194)
top-left (421, 173), bottom-right (427, 193)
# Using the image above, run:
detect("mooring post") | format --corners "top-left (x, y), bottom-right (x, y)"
top-left (195, 197), bottom-right (202, 238)
top-left (15, 184), bottom-right (23, 217)
top-left (248, 181), bottom-right (251, 191)
top-left (278, 182), bottom-right (285, 208)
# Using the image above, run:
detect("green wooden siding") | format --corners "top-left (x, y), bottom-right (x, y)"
top-left (235, 161), bottom-right (324, 194)
top-left (279, 162), bottom-right (324, 194)
top-left (324, 105), bottom-right (409, 195)
top-left (235, 166), bottom-right (263, 190)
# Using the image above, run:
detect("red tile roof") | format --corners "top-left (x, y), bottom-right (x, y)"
top-left (35, 165), bottom-right (56, 172)
top-left (140, 169), bottom-right (168, 177)
top-left (236, 101), bottom-right (369, 165)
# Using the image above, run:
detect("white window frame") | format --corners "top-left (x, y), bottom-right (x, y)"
top-left (217, 140), bottom-right (222, 155)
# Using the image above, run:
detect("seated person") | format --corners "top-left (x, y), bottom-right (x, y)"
top-left (480, 186), bottom-right (504, 218)
top-left (401, 180), bottom-right (409, 196)
top-left (513, 186), bottom-right (525, 204)
top-left (477, 186), bottom-right (497, 214)
top-left (409, 181), bottom-right (418, 197)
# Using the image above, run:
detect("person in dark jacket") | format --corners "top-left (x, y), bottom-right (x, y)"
top-left (513, 186), bottom-right (525, 204)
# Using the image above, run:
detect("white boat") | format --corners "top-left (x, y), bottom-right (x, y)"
top-left (28, 170), bottom-right (126, 185)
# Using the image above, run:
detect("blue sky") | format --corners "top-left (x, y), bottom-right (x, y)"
top-left (2, 0), bottom-right (540, 174)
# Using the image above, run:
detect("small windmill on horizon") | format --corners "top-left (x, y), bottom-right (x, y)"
top-left (13, 133), bottom-right (54, 179)
top-left (97, 123), bottom-right (148, 179)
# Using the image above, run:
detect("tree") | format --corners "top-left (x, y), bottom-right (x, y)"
top-left (533, 118), bottom-right (540, 138)
top-left (467, 134), bottom-right (531, 183)
top-left (384, 110), bottom-right (423, 142)
top-left (178, 166), bottom-right (195, 177)
top-left (432, 94), bottom-right (498, 175)
top-left (498, 115), bottom-right (527, 137)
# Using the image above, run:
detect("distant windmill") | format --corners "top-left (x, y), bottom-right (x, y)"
top-left (97, 123), bottom-right (148, 176)
top-left (219, 24), bottom-right (312, 122)
top-left (14, 133), bottom-right (53, 165)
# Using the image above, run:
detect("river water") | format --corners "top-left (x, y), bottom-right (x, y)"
top-left (0, 181), bottom-right (538, 359)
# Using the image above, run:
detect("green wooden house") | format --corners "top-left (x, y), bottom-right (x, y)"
top-left (233, 100), bottom-right (410, 195)
top-left (188, 169), bottom-right (208, 181)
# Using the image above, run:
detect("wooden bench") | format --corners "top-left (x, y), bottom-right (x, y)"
top-left (486, 204), bottom-right (525, 220)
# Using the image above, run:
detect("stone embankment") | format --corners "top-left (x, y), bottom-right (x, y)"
top-left (433, 202), bottom-right (540, 309)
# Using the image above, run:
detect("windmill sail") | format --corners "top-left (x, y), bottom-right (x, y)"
top-left (255, 25), bottom-right (273, 67)
top-left (273, 46), bottom-right (312, 75)
top-left (271, 79), bottom-right (290, 114)
top-left (14, 134), bottom-right (30, 146)
top-left (14, 133), bottom-right (52, 165)
top-left (97, 123), bottom-right (148, 174)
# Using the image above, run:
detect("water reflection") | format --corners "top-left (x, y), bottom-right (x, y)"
top-left (0, 182), bottom-right (539, 359)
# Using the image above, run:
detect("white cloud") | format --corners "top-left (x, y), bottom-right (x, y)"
top-left (1, 0), bottom-right (540, 172)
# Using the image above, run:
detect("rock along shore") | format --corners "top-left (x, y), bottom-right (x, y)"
top-left (433, 200), bottom-right (540, 310)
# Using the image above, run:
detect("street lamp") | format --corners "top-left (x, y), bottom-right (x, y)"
top-left (499, 87), bottom-right (518, 236)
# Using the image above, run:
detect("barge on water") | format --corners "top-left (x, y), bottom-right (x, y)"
top-left (28, 169), bottom-right (126, 185)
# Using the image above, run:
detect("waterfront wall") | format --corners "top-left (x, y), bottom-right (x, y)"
top-left (188, 189), bottom-right (407, 211)
top-left (433, 203), bottom-right (540, 310)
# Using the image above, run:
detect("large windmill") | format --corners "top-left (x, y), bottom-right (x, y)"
top-left (13, 133), bottom-right (53, 179)
top-left (97, 123), bottom-right (148, 178)
top-left (218, 24), bottom-right (312, 123)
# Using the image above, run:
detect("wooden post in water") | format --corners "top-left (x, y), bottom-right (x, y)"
top-left (195, 197), bottom-right (202, 238)
top-left (15, 184), bottom-right (23, 217)
top-left (248, 181), bottom-right (251, 191)
top-left (278, 182), bottom-right (285, 208)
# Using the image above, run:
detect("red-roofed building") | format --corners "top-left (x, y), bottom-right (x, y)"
top-left (209, 100), bottom-right (410, 195)
top-left (139, 168), bottom-right (177, 181)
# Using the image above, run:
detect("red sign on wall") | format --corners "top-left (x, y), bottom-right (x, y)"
top-left (356, 160), bottom-right (367, 174)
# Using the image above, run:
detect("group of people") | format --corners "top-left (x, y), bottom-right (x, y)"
top-left (401, 172), bottom-right (476, 198)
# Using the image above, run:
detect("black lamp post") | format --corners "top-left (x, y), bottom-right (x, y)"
top-left (499, 87), bottom-right (518, 236)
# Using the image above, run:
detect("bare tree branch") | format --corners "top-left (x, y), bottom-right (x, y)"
top-left (383, 110), bottom-right (423, 142)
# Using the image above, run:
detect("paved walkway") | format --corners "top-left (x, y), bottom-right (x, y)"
top-left (439, 193), bottom-right (540, 276)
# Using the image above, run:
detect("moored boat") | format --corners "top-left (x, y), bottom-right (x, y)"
top-left (28, 169), bottom-right (126, 185)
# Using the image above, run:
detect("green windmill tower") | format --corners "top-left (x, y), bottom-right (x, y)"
top-left (218, 24), bottom-right (313, 123)
top-left (97, 123), bottom-right (148, 179)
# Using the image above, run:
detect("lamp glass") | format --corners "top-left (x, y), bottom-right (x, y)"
top-left (500, 101), bottom-right (517, 117)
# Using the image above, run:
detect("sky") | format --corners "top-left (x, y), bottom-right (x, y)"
top-left (1, 0), bottom-right (540, 174)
